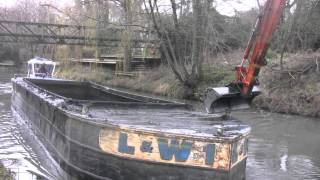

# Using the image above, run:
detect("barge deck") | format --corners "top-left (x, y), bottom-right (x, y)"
top-left (11, 78), bottom-right (250, 180)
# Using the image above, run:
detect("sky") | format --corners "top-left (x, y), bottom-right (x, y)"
top-left (0, 0), bottom-right (74, 8)
top-left (0, 0), bottom-right (16, 7)
top-left (215, 0), bottom-right (264, 16)
top-left (0, 0), bottom-right (262, 16)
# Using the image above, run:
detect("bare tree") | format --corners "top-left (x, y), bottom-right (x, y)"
top-left (110, 0), bottom-right (145, 72)
top-left (144, 0), bottom-right (211, 89)
top-left (122, 0), bottom-right (133, 72)
top-left (278, 0), bottom-right (320, 70)
top-left (95, 0), bottom-right (110, 59)
top-left (279, 0), bottom-right (299, 70)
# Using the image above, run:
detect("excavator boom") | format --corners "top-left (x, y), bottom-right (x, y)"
top-left (205, 0), bottom-right (286, 113)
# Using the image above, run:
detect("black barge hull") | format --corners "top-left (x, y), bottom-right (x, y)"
top-left (11, 78), bottom-right (250, 180)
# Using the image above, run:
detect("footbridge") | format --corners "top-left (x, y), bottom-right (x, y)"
top-left (0, 20), bottom-right (158, 47)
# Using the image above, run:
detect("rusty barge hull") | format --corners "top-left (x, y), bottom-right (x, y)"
top-left (11, 78), bottom-right (250, 180)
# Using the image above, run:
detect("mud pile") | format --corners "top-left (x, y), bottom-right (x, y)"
top-left (253, 52), bottom-right (320, 117)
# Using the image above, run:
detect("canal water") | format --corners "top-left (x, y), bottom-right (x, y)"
top-left (0, 66), bottom-right (67, 180)
top-left (235, 111), bottom-right (320, 180)
top-left (0, 66), bottom-right (320, 180)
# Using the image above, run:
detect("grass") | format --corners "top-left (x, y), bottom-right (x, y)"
top-left (57, 61), bottom-right (235, 100)
top-left (56, 62), bottom-right (113, 84)
top-left (0, 163), bottom-right (14, 180)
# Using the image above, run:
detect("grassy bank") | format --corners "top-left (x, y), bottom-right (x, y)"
top-left (0, 163), bottom-right (14, 180)
top-left (57, 50), bottom-right (320, 117)
top-left (56, 62), bottom-right (234, 99)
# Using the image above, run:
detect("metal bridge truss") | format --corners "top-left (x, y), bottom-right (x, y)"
top-left (0, 20), bottom-right (158, 47)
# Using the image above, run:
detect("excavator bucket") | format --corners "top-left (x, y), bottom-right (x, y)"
top-left (203, 0), bottom-right (286, 114)
top-left (204, 86), bottom-right (260, 114)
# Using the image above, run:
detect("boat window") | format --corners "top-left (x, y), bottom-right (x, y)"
top-left (34, 64), bottom-right (54, 77)
top-left (28, 64), bottom-right (32, 75)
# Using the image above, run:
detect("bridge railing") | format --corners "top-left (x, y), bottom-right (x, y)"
top-left (0, 20), bottom-right (159, 48)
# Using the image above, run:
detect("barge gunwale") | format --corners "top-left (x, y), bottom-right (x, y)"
top-left (14, 101), bottom-right (247, 180)
top-left (11, 106), bottom-right (113, 180)
top-left (24, 78), bottom-right (182, 105)
top-left (23, 78), bottom-right (142, 103)
top-left (12, 77), bottom-right (249, 180)
top-left (21, 78), bottom-right (249, 141)
top-left (90, 81), bottom-right (181, 104)
top-left (13, 102), bottom-right (234, 173)
top-left (16, 78), bottom-right (245, 143)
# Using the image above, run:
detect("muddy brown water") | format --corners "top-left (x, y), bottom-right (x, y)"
top-left (0, 66), bottom-right (320, 180)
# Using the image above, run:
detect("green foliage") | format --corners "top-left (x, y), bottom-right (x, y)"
top-left (191, 67), bottom-right (235, 100)
top-left (0, 164), bottom-right (14, 180)
top-left (201, 68), bottom-right (234, 86)
top-left (265, 49), bottom-right (278, 61)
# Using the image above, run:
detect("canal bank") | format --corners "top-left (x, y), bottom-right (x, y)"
top-left (57, 52), bottom-right (320, 118)
top-left (253, 52), bottom-right (320, 118)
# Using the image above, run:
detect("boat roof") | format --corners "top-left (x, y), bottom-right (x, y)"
top-left (28, 57), bottom-right (56, 65)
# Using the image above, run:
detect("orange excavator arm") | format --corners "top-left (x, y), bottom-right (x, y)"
top-left (236, 0), bottom-right (287, 95)
top-left (205, 0), bottom-right (287, 113)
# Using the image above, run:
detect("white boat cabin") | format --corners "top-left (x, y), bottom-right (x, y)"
top-left (27, 57), bottom-right (57, 78)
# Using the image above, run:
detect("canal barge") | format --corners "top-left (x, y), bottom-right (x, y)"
top-left (11, 77), bottom-right (250, 180)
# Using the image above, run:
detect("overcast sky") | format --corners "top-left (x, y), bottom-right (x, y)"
top-left (0, 0), bottom-right (74, 8)
top-left (215, 0), bottom-right (263, 16)
top-left (0, 0), bottom-right (262, 16)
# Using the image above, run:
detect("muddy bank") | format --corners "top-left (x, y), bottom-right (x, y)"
top-left (253, 52), bottom-right (320, 117)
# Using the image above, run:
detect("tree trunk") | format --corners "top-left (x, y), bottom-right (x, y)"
top-left (279, 0), bottom-right (301, 70)
top-left (123, 0), bottom-right (133, 72)
top-left (191, 0), bottom-right (208, 82)
top-left (95, 0), bottom-right (109, 60)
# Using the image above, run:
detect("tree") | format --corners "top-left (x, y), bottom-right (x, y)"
top-left (122, 0), bottom-right (134, 72)
top-left (145, 0), bottom-right (212, 89)
top-left (95, 0), bottom-right (110, 59)
top-left (110, 0), bottom-right (145, 72)
top-left (276, 0), bottom-right (320, 69)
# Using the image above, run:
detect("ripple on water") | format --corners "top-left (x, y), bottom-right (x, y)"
top-left (0, 110), bottom-right (55, 180)
top-left (0, 68), bottom-right (63, 179)
top-left (287, 155), bottom-right (320, 180)
top-left (235, 110), bottom-right (320, 180)
top-left (0, 88), bottom-right (56, 179)
top-left (0, 82), bottom-right (12, 95)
